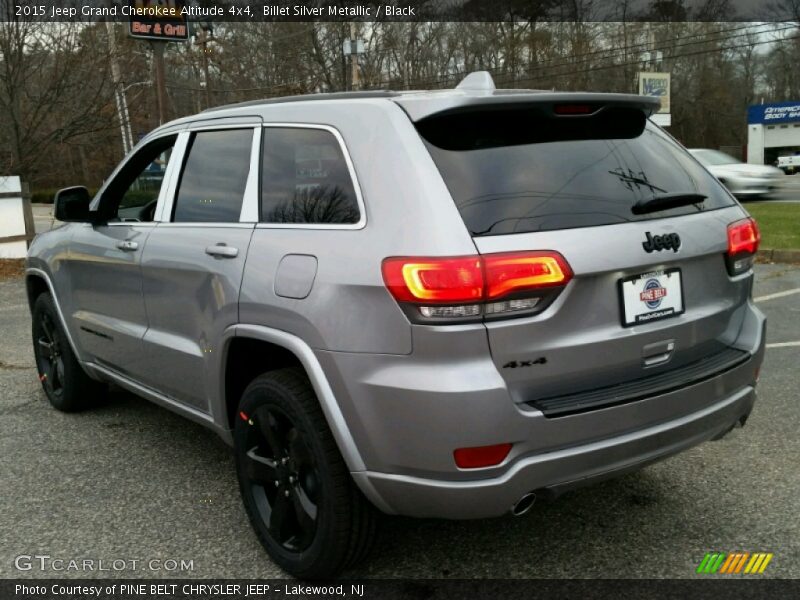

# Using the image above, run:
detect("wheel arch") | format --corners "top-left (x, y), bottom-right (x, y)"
top-left (219, 324), bottom-right (368, 473)
top-left (25, 271), bottom-right (49, 311)
top-left (25, 268), bottom-right (84, 362)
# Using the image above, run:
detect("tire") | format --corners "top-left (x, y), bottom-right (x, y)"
top-left (234, 368), bottom-right (377, 579)
top-left (31, 293), bottom-right (105, 412)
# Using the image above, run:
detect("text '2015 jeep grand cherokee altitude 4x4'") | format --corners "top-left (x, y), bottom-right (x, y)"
top-left (26, 72), bottom-right (765, 578)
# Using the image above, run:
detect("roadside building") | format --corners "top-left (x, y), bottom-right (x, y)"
top-left (747, 101), bottom-right (800, 166)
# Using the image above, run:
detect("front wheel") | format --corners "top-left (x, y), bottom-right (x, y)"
top-left (31, 293), bottom-right (105, 412)
top-left (234, 368), bottom-right (376, 578)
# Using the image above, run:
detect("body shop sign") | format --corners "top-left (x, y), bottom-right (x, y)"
top-left (128, 0), bottom-right (188, 41)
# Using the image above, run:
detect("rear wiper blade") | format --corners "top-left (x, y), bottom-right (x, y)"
top-left (632, 192), bottom-right (706, 215)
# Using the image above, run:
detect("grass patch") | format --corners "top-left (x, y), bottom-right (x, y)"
top-left (741, 202), bottom-right (800, 250)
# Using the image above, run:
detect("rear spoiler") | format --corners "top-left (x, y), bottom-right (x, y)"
top-left (393, 92), bottom-right (661, 123)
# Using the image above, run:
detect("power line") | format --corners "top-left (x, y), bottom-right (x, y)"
top-left (365, 22), bottom-right (796, 90)
top-left (166, 23), bottom-right (800, 100)
top-left (504, 29), bottom-right (800, 87)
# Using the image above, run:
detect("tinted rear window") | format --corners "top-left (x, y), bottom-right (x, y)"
top-left (173, 129), bottom-right (253, 223)
top-left (417, 107), bottom-right (735, 236)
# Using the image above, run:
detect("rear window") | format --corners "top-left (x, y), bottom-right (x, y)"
top-left (417, 107), bottom-right (735, 236)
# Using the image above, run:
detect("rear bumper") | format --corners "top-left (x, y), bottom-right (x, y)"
top-left (320, 302), bottom-right (765, 519)
top-left (354, 381), bottom-right (755, 519)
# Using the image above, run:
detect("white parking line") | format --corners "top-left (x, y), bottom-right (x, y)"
top-left (766, 341), bottom-right (800, 349)
top-left (754, 287), bottom-right (800, 303)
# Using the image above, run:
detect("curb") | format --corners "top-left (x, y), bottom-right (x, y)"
top-left (758, 249), bottom-right (800, 264)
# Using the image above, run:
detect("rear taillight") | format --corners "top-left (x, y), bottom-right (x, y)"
top-left (726, 218), bottom-right (760, 275)
top-left (381, 256), bottom-right (483, 304)
top-left (382, 251), bottom-right (572, 323)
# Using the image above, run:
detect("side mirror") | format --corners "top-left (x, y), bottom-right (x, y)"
top-left (54, 186), bottom-right (92, 222)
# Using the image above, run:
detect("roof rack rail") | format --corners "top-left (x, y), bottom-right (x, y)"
top-left (202, 90), bottom-right (399, 113)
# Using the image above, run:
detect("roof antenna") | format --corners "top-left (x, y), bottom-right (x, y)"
top-left (455, 71), bottom-right (496, 92)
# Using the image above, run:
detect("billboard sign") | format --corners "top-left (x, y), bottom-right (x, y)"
top-left (128, 0), bottom-right (189, 42)
top-left (747, 102), bottom-right (800, 125)
top-left (639, 72), bottom-right (670, 114)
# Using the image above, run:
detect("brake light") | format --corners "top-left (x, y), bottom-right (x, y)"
top-left (382, 251), bottom-right (572, 322)
top-left (554, 103), bottom-right (595, 115)
top-left (726, 218), bottom-right (760, 275)
top-left (727, 218), bottom-right (760, 255)
top-left (382, 256), bottom-right (483, 304)
top-left (484, 252), bottom-right (572, 299)
top-left (454, 443), bottom-right (512, 469)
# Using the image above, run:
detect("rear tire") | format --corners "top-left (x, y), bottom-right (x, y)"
top-left (31, 293), bottom-right (105, 412)
top-left (234, 368), bottom-right (377, 578)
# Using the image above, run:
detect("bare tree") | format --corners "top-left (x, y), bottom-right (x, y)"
top-left (0, 21), bottom-right (115, 184)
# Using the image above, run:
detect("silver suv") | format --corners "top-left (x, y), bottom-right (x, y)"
top-left (26, 72), bottom-right (765, 578)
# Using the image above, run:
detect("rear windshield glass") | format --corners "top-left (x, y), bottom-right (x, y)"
top-left (417, 107), bottom-right (735, 236)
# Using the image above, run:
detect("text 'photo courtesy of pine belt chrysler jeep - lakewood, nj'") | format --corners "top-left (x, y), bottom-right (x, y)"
top-left (26, 71), bottom-right (765, 579)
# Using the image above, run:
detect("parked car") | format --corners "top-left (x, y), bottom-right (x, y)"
top-left (26, 72), bottom-right (765, 578)
top-left (689, 148), bottom-right (783, 198)
top-left (776, 154), bottom-right (800, 174)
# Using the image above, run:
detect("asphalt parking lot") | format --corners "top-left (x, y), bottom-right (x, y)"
top-left (0, 263), bottom-right (798, 579)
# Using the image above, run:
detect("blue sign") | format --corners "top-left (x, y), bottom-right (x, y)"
top-left (748, 102), bottom-right (800, 125)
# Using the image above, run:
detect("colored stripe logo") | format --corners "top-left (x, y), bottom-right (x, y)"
top-left (697, 552), bottom-right (773, 574)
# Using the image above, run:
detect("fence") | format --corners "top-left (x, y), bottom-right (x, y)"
top-left (0, 176), bottom-right (35, 259)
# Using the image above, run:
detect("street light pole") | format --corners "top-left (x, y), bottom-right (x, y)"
top-left (105, 22), bottom-right (133, 155)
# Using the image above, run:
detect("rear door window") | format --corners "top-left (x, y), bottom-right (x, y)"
top-left (417, 107), bottom-right (736, 236)
top-left (172, 129), bottom-right (253, 223)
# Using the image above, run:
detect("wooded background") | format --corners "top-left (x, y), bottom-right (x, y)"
top-left (3, 2), bottom-right (800, 193)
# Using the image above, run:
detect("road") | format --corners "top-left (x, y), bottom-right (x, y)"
top-left (0, 264), bottom-right (798, 579)
top-left (745, 175), bottom-right (800, 204)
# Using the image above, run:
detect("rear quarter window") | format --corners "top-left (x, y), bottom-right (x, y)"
top-left (260, 127), bottom-right (360, 225)
top-left (417, 107), bottom-right (736, 236)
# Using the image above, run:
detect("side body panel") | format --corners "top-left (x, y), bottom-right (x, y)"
top-left (238, 101), bottom-right (479, 355)
top-left (139, 225), bottom-right (255, 411)
top-left (65, 223), bottom-right (153, 374)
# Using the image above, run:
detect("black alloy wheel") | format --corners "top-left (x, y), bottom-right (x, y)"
top-left (31, 293), bottom-right (105, 412)
top-left (240, 404), bottom-right (320, 552)
top-left (234, 368), bottom-right (377, 578)
top-left (35, 311), bottom-right (65, 399)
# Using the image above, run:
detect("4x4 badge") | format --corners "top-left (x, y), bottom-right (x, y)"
top-left (643, 231), bottom-right (681, 253)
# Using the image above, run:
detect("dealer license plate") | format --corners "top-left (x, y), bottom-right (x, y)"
top-left (620, 268), bottom-right (684, 327)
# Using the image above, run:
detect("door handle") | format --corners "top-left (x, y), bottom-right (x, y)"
top-left (116, 240), bottom-right (139, 252)
top-left (205, 244), bottom-right (239, 258)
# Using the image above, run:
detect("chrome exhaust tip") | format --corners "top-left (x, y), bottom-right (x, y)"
top-left (511, 492), bottom-right (536, 517)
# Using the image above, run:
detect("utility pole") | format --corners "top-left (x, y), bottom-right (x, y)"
top-left (343, 24), bottom-right (365, 91)
top-left (151, 41), bottom-right (169, 125)
top-left (194, 23), bottom-right (213, 109)
top-left (350, 23), bottom-right (360, 90)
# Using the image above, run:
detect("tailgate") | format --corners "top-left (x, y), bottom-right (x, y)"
top-left (473, 207), bottom-right (751, 406)
top-left (413, 98), bottom-right (754, 410)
